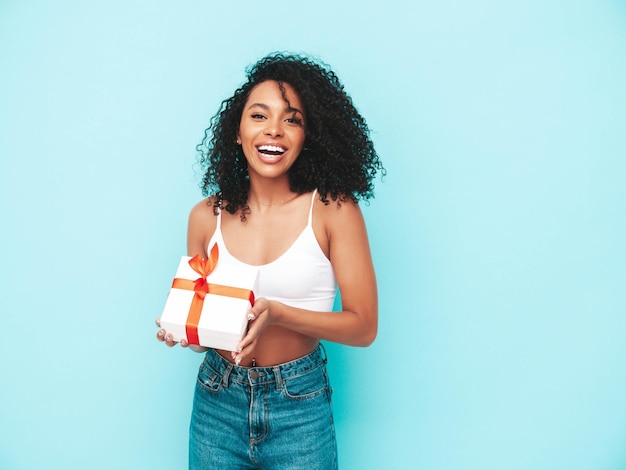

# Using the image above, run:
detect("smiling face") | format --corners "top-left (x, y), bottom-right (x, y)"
top-left (237, 80), bottom-right (306, 182)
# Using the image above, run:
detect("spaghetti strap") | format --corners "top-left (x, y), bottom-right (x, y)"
top-left (215, 205), bottom-right (222, 230)
top-left (307, 189), bottom-right (318, 226)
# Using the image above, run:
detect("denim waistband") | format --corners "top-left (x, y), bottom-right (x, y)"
top-left (202, 345), bottom-right (327, 387)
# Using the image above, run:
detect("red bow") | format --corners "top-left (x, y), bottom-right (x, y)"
top-left (187, 244), bottom-right (219, 300)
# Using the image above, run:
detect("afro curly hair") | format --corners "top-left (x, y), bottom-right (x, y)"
top-left (196, 52), bottom-right (384, 219)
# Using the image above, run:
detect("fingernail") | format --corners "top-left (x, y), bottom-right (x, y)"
top-left (157, 330), bottom-right (164, 337)
top-left (236, 358), bottom-right (241, 366)
top-left (247, 313), bottom-right (255, 321)
top-left (237, 347), bottom-right (242, 353)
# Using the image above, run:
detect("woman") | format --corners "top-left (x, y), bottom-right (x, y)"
top-left (157, 53), bottom-right (384, 469)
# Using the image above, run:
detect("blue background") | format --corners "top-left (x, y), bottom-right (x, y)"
top-left (1, 1), bottom-right (625, 469)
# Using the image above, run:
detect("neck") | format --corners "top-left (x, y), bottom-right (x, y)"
top-left (247, 179), bottom-right (297, 207)
top-left (249, 191), bottom-right (299, 207)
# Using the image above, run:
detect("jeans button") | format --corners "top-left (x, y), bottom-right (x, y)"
top-left (249, 370), bottom-right (259, 380)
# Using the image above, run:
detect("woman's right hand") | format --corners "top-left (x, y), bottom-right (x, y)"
top-left (155, 318), bottom-right (208, 352)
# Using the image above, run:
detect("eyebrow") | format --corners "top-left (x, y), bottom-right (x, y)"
top-left (247, 102), bottom-right (304, 116)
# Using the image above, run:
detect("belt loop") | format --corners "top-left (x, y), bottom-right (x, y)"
top-left (273, 366), bottom-right (282, 391)
top-left (222, 363), bottom-right (233, 387)
top-left (319, 342), bottom-right (328, 364)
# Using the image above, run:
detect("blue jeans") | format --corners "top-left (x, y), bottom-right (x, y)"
top-left (189, 346), bottom-right (338, 469)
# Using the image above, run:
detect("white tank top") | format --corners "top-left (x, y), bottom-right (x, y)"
top-left (207, 190), bottom-right (337, 312)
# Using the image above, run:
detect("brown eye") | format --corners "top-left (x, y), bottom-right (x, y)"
top-left (286, 117), bottom-right (303, 126)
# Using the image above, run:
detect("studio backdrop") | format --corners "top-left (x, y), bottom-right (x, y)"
top-left (1, 1), bottom-right (625, 469)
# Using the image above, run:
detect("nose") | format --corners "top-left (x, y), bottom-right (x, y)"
top-left (264, 119), bottom-right (283, 137)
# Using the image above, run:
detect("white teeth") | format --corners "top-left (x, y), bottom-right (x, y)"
top-left (257, 145), bottom-right (285, 153)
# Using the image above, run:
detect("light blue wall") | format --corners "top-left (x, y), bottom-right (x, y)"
top-left (1, 1), bottom-right (625, 469)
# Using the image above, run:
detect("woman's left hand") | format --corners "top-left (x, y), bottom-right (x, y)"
top-left (231, 297), bottom-right (274, 365)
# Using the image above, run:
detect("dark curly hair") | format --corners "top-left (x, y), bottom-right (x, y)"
top-left (196, 52), bottom-right (385, 219)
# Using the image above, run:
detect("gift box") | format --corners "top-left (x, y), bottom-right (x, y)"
top-left (160, 244), bottom-right (258, 351)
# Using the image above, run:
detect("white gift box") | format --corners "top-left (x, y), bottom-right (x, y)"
top-left (160, 252), bottom-right (259, 351)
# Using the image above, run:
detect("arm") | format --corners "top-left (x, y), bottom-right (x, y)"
top-left (157, 198), bottom-right (216, 352)
top-left (234, 200), bottom-right (378, 361)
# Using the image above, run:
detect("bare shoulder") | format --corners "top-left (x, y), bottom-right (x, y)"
top-left (315, 194), bottom-right (366, 230)
top-left (187, 196), bottom-right (219, 257)
top-left (189, 196), bottom-right (218, 221)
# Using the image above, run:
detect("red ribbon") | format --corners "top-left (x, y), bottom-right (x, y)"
top-left (171, 244), bottom-right (255, 345)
